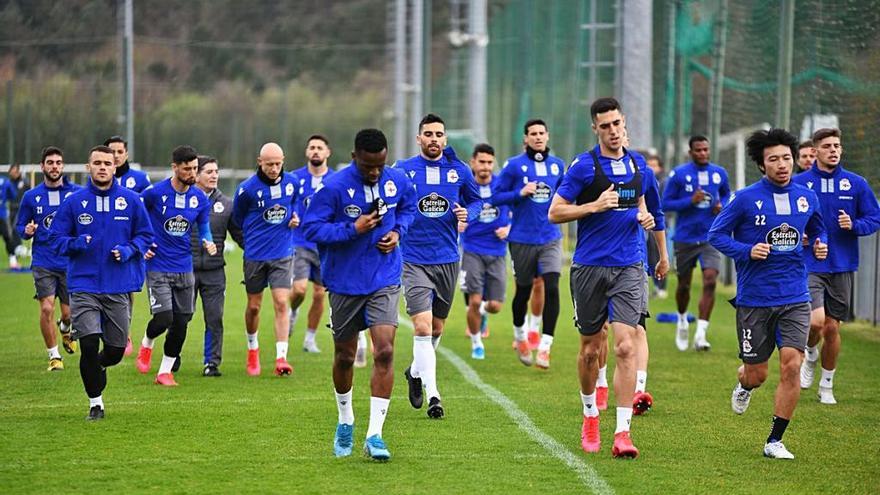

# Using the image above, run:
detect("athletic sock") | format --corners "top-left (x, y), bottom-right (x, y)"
top-left (89, 395), bottom-right (104, 410)
top-left (47, 346), bottom-right (61, 359)
top-left (597, 365), bottom-right (609, 388)
top-left (413, 336), bottom-right (438, 398)
top-left (529, 312), bottom-right (541, 332)
top-left (820, 368), bottom-right (835, 389)
top-left (696, 319), bottom-right (709, 336)
top-left (335, 388), bottom-right (354, 425)
top-left (615, 407), bottom-right (633, 434)
top-left (479, 301), bottom-right (487, 316)
top-left (246, 332), bottom-right (259, 351)
top-left (677, 312), bottom-right (688, 327)
top-left (635, 370), bottom-right (648, 394)
top-left (538, 334), bottom-right (554, 352)
top-left (432, 335), bottom-right (442, 350)
top-left (366, 396), bottom-right (390, 438)
top-left (276, 341), bottom-right (289, 360)
top-left (767, 415), bottom-right (790, 443)
top-left (304, 329), bottom-right (317, 344)
top-left (141, 335), bottom-right (155, 349)
top-left (470, 332), bottom-right (482, 348)
top-left (581, 391), bottom-right (599, 418)
top-left (158, 354), bottom-right (176, 374)
top-left (513, 324), bottom-right (526, 342)
top-left (805, 345), bottom-right (819, 362)
top-left (357, 331), bottom-right (368, 350)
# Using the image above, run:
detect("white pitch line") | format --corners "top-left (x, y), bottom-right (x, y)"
top-left (399, 317), bottom-right (614, 495)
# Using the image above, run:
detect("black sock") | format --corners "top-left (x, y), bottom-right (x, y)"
top-left (767, 415), bottom-right (790, 444)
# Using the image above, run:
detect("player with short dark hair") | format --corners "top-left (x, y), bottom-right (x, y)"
top-left (662, 135), bottom-right (730, 351)
top-left (302, 128), bottom-right (416, 460)
top-left (709, 127), bottom-right (827, 459)
top-left (48, 145), bottom-right (154, 420)
top-left (796, 140), bottom-right (815, 173)
top-left (135, 145), bottom-right (215, 386)
top-left (793, 128), bottom-right (880, 404)
top-left (17, 146), bottom-right (81, 370)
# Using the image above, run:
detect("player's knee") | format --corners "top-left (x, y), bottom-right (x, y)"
top-left (292, 284), bottom-right (307, 299)
top-left (79, 334), bottom-right (100, 358)
top-left (245, 302), bottom-right (261, 317)
top-left (467, 298), bottom-right (482, 312)
top-left (579, 344), bottom-right (600, 363)
top-left (151, 310), bottom-right (174, 330)
top-left (101, 345), bottom-right (125, 367)
top-left (744, 366), bottom-right (768, 386)
top-left (39, 299), bottom-right (55, 317)
top-left (614, 337), bottom-right (635, 360)
top-left (822, 319), bottom-right (840, 337)
top-left (334, 347), bottom-right (356, 369)
top-left (485, 301), bottom-right (502, 313)
top-left (372, 343), bottom-right (393, 366)
top-left (312, 285), bottom-right (326, 298)
top-left (703, 279), bottom-right (717, 293)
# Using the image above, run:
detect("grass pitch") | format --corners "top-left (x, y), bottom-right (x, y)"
top-left (1, 250), bottom-right (878, 494)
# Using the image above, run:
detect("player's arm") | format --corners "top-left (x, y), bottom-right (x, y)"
top-left (113, 196), bottom-right (155, 262)
top-left (548, 163), bottom-right (614, 223)
top-left (707, 196), bottom-right (754, 262)
top-left (196, 200), bottom-right (216, 255)
top-left (661, 173), bottom-right (693, 212)
top-left (643, 166), bottom-right (666, 231)
top-left (719, 170), bottom-right (732, 207)
top-left (15, 194), bottom-right (36, 239)
top-left (393, 176), bottom-right (417, 238)
top-left (490, 163), bottom-right (523, 206)
top-left (227, 209), bottom-right (245, 248)
top-left (302, 187), bottom-right (359, 244)
top-left (48, 200), bottom-right (90, 256)
top-left (850, 178), bottom-right (880, 236)
top-left (231, 185), bottom-right (250, 228)
top-left (458, 166), bottom-right (483, 221)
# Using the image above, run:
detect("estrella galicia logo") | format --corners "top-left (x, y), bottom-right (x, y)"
top-left (262, 204), bottom-right (288, 224)
top-left (43, 211), bottom-right (56, 229)
top-left (77, 213), bottom-right (93, 225)
top-left (163, 215), bottom-right (191, 236)
top-left (344, 204), bottom-right (362, 218)
top-left (478, 203), bottom-right (499, 223)
top-left (418, 192), bottom-right (449, 218)
top-left (766, 222), bottom-right (800, 252)
top-left (530, 182), bottom-right (552, 203)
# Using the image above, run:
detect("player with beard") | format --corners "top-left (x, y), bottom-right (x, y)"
top-left (135, 146), bottom-right (216, 386)
top-left (17, 146), bottom-right (81, 370)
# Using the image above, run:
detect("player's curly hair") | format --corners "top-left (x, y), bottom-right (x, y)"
top-left (745, 128), bottom-right (798, 173)
top-left (354, 129), bottom-right (387, 154)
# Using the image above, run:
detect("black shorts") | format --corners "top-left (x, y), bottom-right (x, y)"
top-left (736, 303), bottom-right (810, 364)
top-left (808, 272), bottom-right (854, 322)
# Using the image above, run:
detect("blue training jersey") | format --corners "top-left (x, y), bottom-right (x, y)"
top-left (141, 178), bottom-right (211, 273)
top-left (232, 171), bottom-right (299, 262)
top-left (637, 167), bottom-right (667, 275)
top-left (115, 162), bottom-right (151, 193)
top-left (394, 147), bottom-right (482, 265)
top-left (16, 179), bottom-right (81, 271)
top-left (302, 163), bottom-right (417, 296)
top-left (493, 152), bottom-right (564, 245)
top-left (792, 165), bottom-right (880, 273)
top-left (708, 178), bottom-right (826, 307)
top-left (556, 145), bottom-right (651, 267)
top-left (48, 180), bottom-right (154, 295)
top-left (0, 176), bottom-right (16, 219)
top-left (662, 162), bottom-right (731, 243)
top-left (291, 165), bottom-right (335, 252)
top-left (461, 175), bottom-right (511, 257)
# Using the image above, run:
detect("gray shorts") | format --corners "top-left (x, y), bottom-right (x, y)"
top-left (329, 285), bottom-right (400, 342)
top-left (570, 263), bottom-right (645, 336)
top-left (809, 272), bottom-right (854, 322)
top-left (674, 241), bottom-right (722, 276)
top-left (509, 239), bottom-right (563, 286)
top-left (70, 292), bottom-right (132, 348)
top-left (293, 247), bottom-right (322, 285)
top-left (460, 251), bottom-right (507, 302)
top-left (147, 271), bottom-right (196, 315)
top-left (32, 267), bottom-right (69, 304)
top-left (736, 302), bottom-right (811, 364)
top-left (243, 256), bottom-right (293, 294)
top-left (403, 262), bottom-right (459, 319)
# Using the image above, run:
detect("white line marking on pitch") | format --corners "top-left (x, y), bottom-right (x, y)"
top-left (399, 317), bottom-right (614, 495)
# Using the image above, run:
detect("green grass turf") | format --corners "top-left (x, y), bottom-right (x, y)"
top-left (1, 249), bottom-right (878, 494)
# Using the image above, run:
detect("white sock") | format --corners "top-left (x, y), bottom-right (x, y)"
top-left (432, 335), bottom-right (442, 350)
top-left (820, 368), bottom-right (835, 389)
top-left (678, 313), bottom-right (688, 326)
top-left (529, 313), bottom-right (541, 331)
top-left (59, 320), bottom-right (71, 333)
top-left (581, 391), bottom-right (599, 418)
top-left (304, 329), bottom-right (316, 344)
top-left (513, 324), bottom-right (526, 342)
top-left (412, 336), bottom-right (438, 398)
top-left (470, 332), bottom-right (483, 348)
top-left (615, 407), bottom-right (633, 434)
top-left (246, 332), bottom-right (259, 350)
top-left (47, 346), bottom-right (61, 359)
top-left (805, 345), bottom-right (819, 362)
top-left (366, 396), bottom-right (390, 438)
top-left (89, 395), bottom-right (104, 410)
top-left (158, 354), bottom-right (176, 374)
top-left (335, 388), bottom-right (354, 425)
top-left (357, 331), bottom-right (368, 350)
top-left (635, 370), bottom-right (647, 394)
top-left (479, 301), bottom-right (487, 316)
top-left (696, 319), bottom-right (709, 335)
top-left (538, 334), bottom-right (554, 352)
top-left (276, 341), bottom-right (289, 360)
top-left (142, 335), bottom-right (155, 349)
top-left (597, 365), bottom-right (609, 388)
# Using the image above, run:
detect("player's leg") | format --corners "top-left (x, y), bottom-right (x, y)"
top-left (271, 287), bottom-right (293, 375)
top-left (535, 240), bottom-right (563, 367)
top-left (403, 262), bottom-right (437, 411)
top-left (632, 317), bottom-right (653, 415)
top-left (202, 272), bottom-right (226, 376)
top-left (528, 276), bottom-right (544, 343)
top-left (815, 272), bottom-right (852, 404)
top-left (362, 286), bottom-right (400, 459)
top-left (331, 315), bottom-right (359, 458)
top-left (694, 245), bottom-right (721, 350)
top-left (289, 278), bottom-right (308, 336)
top-left (38, 295), bottom-right (62, 369)
top-left (509, 243), bottom-right (538, 355)
top-left (138, 273), bottom-right (173, 374)
top-left (596, 324), bottom-right (610, 410)
top-left (674, 243), bottom-right (696, 351)
top-left (156, 274), bottom-right (195, 385)
top-left (303, 282), bottom-right (326, 353)
top-left (462, 252), bottom-right (486, 358)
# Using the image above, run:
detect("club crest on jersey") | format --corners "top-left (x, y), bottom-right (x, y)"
top-left (447, 169), bottom-right (459, 183)
top-left (797, 196), bottom-right (809, 213)
top-left (126, 176), bottom-right (136, 188)
top-left (262, 204), bottom-right (287, 224)
top-left (766, 223), bottom-right (800, 252)
top-left (530, 182), bottom-right (552, 203)
top-left (42, 211), bottom-right (56, 229)
top-left (286, 183), bottom-right (294, 196)
top-left (213, 201), bottom-right (225, 213)
top-left (418, 192), bottom-right (450, 218)
top-left (189, 195), bottom-right (199, 208)
top-left (115, 197), bottom-right (128, 210)
top-left (839, 178), bottom-right (851, 191)
top-left (77, 213), bottom-right (93, 225)
top-left (478, 203), bottom-right (500, 223)
top-left (344, 204), bottom-right (362, 218)
top-left (384, 180), bottom-right (397, 197)
top-left (550, 163), bottom-right (559, 175)
top-left (164, 215), bottom-right (191, 236)
top-left (712, 172), bottom-right (721, 184)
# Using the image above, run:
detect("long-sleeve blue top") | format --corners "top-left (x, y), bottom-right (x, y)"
top-left (16, 178), bottom-right (81, 271)
top-left (290, 165), bottom-right (335, 252)
top-left (493, 152), bottom-right (564, 245)
top-left (461, 175), bottom-right (511, 257)
top-left (232, 171), bottom-right (299, 262)
top-left (662, 161), bottom-right (731, 243)
top-left (141, 178), bottom-right (212, 273)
